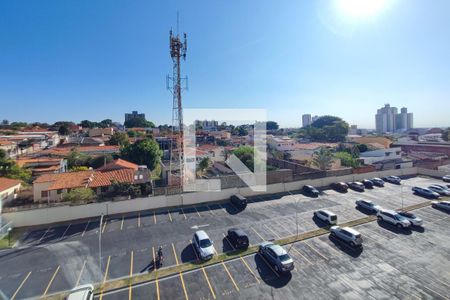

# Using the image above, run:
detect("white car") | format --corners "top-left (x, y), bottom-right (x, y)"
top-left (193, 230), bottom-right (215, 260)
top-left (443, 175), bottom-right (450, 183)
top-left (67, 284), bottom-right (94, 300)
top-left (396, 211), bottom-right (423, 227)
top-left (377, 209), bottom-right (411, 229)
top-left (330, 226), bottom-right (363, 247)
top-left (432, 201), bottom-right (450, 211)
top-left (428, 185), bottom-right (450, 196)
top-left (313, 210), bottom-right (337, 225)
top-left (355, 199), bottom-right (382, 212)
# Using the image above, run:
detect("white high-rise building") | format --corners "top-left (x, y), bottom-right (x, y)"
top-left (375, 104), bottom-right (413, 133)
top-left (302, 114), bottom-right (312, 127)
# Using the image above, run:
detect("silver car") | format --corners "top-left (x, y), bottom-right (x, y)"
top-left (397, 211), bottom-right (423, 226)
top-left (355, 199), bottom-right (381, 212)
top-left (258, 242), bottom-right (294, 273)
top-left (428, 185), bottom-right (450, 196)
top-left (377, 209), bottom-right (411, 229)
top-left (432, 200), bottom-right (450, 211)
top-left (330, 226), bottom-right (363, 248)
top-left (193, 230), bottom-right (215, 260)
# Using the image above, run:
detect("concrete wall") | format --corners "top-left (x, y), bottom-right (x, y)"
top-left (416, 168), bottom-right (446, 178)
top-left (3, 167), bottom-right (420, 228)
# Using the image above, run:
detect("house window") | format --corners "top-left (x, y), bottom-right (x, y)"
top-left (101, 186), bottom-right (108, 193)
top-left (57, 189), bottom-right (62, 195)
top-left (41, 190), bottom-right (49, 198)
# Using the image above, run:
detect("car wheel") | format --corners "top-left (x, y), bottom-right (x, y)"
top-left (350, 242), bottom-right (356, 247)
top-left (377, 216), bottom-right (382, 221)
top-left (396, 223), bottom-right (402, 229)
top-left (330, 232), bottom-right (336, 237)
top-left (432, 204), bottom-right (436, 208)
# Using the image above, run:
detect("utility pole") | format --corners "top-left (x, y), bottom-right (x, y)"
top-left (167, 13), bottom-right (188, 195)
top-left (99, 213), bottom-right (103, 279)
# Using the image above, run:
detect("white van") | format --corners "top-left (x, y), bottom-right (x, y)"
top-left (67, 284), bottom-right (94, 300)
top-left (313, 210), bottom-right (337, 225)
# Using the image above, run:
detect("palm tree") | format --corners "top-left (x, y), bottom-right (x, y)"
top-left (312, 147), bottom-right (333, 171)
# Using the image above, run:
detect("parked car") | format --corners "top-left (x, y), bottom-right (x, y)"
top-left (377, 209), bottom-right (411, 229)
top-left (431, 200), bottom-right (450, 211)
top-left (362, 179), bottom-right (374, 188)
top-left (443, 175), bottom-right (450, 183)
top-left (383, 176), bottom-right (401, 184)
top-left (331, 182), bottom-right (348, 192)
top-left (67, 284), bottom-right (94, 300)
top-left (230, 194), bottom-right (247, 209)
top-left (313, 210), bottom-right (337, 225)
top-left (303, 185), bottom-right (320, 197)
top-left (193, 230), bottom-right (215, 260)
top-left (258, 242), bottom-right (294, 273)
top-left (396, 211), bottom-right (423, 227)
top-left (355, 199), bottom-right (381, 212)
top-left (428, 185), bottom-right (450, 196)
top-left (348, 181), bottom-right (365, 192)
top-left (227, 228), bottom-right (249, 250)
top-left (412, 186), bottom-right (440, 199)
top-left (371, 178), bottom-right (385, 187)
top-left (329, 226), bottom-right (363, 248)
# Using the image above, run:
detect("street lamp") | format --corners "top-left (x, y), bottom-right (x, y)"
top-left (7, 227), bottom-right (12, 247)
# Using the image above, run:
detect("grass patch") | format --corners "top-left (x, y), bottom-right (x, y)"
top-left (0, 228), bottom-right (24, 249)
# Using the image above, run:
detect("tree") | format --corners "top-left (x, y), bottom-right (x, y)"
top-left (124, 118), bottom-right (155, 128)
top-left (89, 154), bottom-right (114, 169)
top-left (304, 116), bottom-right (349, 142)
top-left (67, 148), bottom-right (91, 168)
top-left (266, 121), bottom-right (279, 130)
top-left (99, 119), bottom-right (113, 128)
top-left (111, 181), bottom-right (141, 198)
top-left (335, 151), bottom-right (360, 168)
top-left (120, 139), bottom-right (162, 171)
top-left (198, 157), bottom-right (210, 174)
top-left (232, 146), bottom-right (255, 171)
top-left (69, 166), bottom-right (90, 172)
top-left (109, 132), bottom-right (129, 146)
top-left (80, 120), bottom-right (97, 129)
top-left (58, 125), bottom-right (70, 136)
top-left (0, 156), bottom-right (32, 183)
top-left (63, 188), bottom-right (96, 203)
top-left (232, 126), bottom-right (248, 136)
top-left (356, 144), bottom-right (368, 153)
top-left (311, 147), bottom-right (333, 171)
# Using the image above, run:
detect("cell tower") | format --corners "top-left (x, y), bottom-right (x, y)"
top-left (167, 17), bottom-right (188, 190)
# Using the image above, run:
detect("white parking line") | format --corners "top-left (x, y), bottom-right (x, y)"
top-left (38, 227), bottom-right (50, 243)
top-left (81, 220), bottom-right (90, 237)
top-left (58, 224), bottom-right (71, 241)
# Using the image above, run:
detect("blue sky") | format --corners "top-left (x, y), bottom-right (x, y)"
top-left (1, 0), bottom-right (449, 128)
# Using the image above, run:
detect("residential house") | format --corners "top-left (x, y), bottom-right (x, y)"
top-left (359, 147), bottom-right (413, 170)
top-left (88, 127), bottom-right (114, 137)
top-left (97, 158), bottom-right (139, 171)
top-left (267, 136), bottom-right (296, 151)
top-left (0, 177), bottom-right (21, 204)
top-left (33, 164), bottom-right (151, 202)
top-left (0, 140), bottom-right (18, 158)
top-left (16, 157), bottom-right (67, 176)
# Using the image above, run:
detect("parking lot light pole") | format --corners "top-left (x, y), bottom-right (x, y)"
top-left (99, 213), bottom-right (103, 279)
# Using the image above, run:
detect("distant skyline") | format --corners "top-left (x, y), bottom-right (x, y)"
top-left (1, 0), bottom-right (450, 128)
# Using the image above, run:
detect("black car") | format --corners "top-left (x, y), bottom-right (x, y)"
top-left (371, 178), bottom-right (385, 187)
top-left (230, 194), bottom-right (247, 209)
top-left (331, 182), bottom-right (348, 192)
top-left (347, 181), bottom-right (365, 192)
top-left (227, 228), bottom-right (249, 250)
top-left (303, 185), bottom-right (320, 197)
top-left (362, 179), bottom-right (374, 188)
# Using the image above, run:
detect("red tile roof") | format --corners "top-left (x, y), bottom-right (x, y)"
top-left (33, 169), bottom-right (142, 190)
top-left (97, 159), bottom-right (138, 172)
top-left (0, 177), bottom-right (22, 192)
top-left (90, 169), bottom-right (135, 187)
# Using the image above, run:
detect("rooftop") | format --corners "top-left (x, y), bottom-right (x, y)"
top-left (0, 177), bottom-right (22, 192)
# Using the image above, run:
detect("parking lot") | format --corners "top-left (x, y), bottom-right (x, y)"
top-left (0, 176), bottom-right (449, 299)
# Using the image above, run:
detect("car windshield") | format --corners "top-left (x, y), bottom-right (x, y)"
top-left (199, 239), bottom-right (212, 248)
top-left (279, 254), bottom-right (291, 262)
top-left (395, 214), bottom-right (406, 221)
